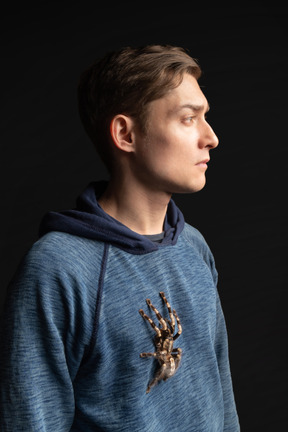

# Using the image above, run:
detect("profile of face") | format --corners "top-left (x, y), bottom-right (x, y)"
top-left (131, 73), bottom-right (219, 195)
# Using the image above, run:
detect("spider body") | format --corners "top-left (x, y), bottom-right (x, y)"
top-left (139, 291), bottom-right (182, 393)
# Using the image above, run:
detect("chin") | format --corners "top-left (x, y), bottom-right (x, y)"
top-left (174, 177), bottom-right (207, 194)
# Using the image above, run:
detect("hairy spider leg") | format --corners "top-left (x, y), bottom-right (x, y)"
top-left (146, 299), bottom-right (167, 330)
top-left (172, 308), bottom-right (182, 341)
top-left (171, 347), bottom-right (182, 369)
top-left (139, 351), bottom-right (157, 358)
top-left (159, 291), bottom-right (175, 332)
top-left (146, 362), bottom-right (168, 393)
top-left (139, 309), bottom-right (162, 338)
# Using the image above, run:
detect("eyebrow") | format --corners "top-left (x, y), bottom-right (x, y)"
top-left (175, 103), bottom-right (210, 113)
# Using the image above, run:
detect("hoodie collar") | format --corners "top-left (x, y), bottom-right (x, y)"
top-left (39, 181), bottom-right (185, 255)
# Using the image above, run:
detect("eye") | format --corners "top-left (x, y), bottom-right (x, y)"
top-left (183, 116), bottom-right (195, 124)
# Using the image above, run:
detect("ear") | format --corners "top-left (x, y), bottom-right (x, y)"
top-left (109, 114), bottom-right (136, 153)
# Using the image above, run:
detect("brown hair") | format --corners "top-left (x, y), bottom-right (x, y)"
top-left (78, 44), bottom-right (201, 171)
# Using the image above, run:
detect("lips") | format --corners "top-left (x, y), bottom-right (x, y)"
top-left (196, 158), bottom-right (210, 165)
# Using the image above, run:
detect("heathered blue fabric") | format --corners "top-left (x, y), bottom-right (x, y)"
top-left (0, 182), bottom-right (240, 431)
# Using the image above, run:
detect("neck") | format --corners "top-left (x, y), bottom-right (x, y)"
top-left (98, 176), bottom-right (171, 235)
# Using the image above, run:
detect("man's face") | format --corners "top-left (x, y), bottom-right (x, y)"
top-left (132, 73), bottom-right (219, 195)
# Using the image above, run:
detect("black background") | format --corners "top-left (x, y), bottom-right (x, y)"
top-left (1, 4), bottom-right (287, 431)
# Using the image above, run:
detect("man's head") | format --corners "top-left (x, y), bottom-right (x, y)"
top-left (78, 45), bottom-right (201, 171)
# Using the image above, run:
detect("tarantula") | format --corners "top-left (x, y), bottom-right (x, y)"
top-left (139, 291), bottom-right (182, 393)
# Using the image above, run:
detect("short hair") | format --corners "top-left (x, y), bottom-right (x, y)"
top-left (78, 44), bottom-right (201, 171)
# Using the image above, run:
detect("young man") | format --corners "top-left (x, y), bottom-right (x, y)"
top-left (0, 45), bottom-right (240, 431)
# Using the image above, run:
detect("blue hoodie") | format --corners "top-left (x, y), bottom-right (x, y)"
top-left (0, 181), bottom-right (240, 431)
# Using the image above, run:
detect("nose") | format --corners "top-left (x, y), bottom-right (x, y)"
top-left (199, 122), bottom-right (219, 150)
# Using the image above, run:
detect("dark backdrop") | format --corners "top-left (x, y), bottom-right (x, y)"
top-left (1, 4), bottom-right (287, 431)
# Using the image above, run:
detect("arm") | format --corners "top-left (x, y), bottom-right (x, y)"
top-left (183, 224), bottom-right (240, 430)
top-left (214, 294), bottom-right (240, 431)
top-left (0, 240), bottom-right (86, 431)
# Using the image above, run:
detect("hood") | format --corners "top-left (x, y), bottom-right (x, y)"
top-left (39, 181), bottom-right (185, 255)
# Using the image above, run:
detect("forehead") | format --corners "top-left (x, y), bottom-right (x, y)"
top-left (150, 74), bottom-right (208, 115)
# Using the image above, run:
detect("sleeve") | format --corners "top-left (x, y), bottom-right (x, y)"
top-left (214, 294), bottom-right (241, 431)
top-left (0, 241), bottom-right (88, 431)
top-left (209, 249), bottom-right (240, 430)
top-left (185, 224), bottom-right (240, 430)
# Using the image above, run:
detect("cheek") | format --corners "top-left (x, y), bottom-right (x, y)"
top-left (139, 125), bottom-right (198, 169)
top-left (140, 131), bottom-right (169, 160)
top-left (147, 128), bottom-right (182, 154)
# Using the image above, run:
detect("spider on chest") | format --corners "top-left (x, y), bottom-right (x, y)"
top-left (139, 291), bottom-right (182, 393)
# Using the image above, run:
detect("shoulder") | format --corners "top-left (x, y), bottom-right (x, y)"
top-left (181, 223), bottom-right (218, 284)
top-left (16, 231), bottom-right (105, 284)
top-left (6, 232), bottom-right (105, 326)
top-left (182, 223), bottom-right (210, 251)
top-left (2, 235), bottom-right (100, 371)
